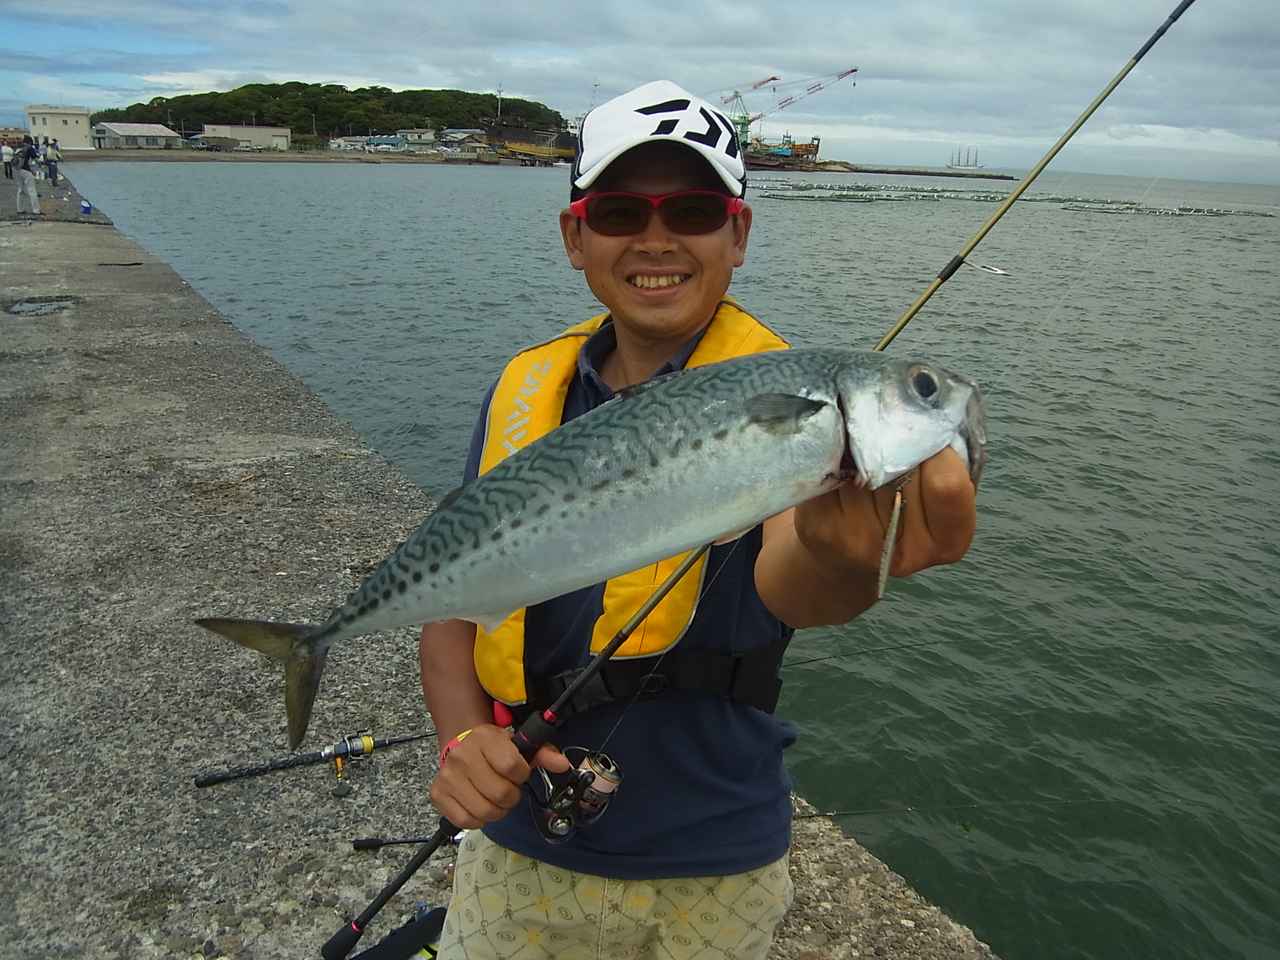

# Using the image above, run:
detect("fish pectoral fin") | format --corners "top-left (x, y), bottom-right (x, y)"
top-left (195, 617), bottom-right (328, 749)
top-left (746, 393), bottom-right (830, 434)
top-left (461, 611), bottom-right (518, 632)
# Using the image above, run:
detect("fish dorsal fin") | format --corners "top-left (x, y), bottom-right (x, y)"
top-left (436, 485), bottom-right (466, 512)
top-left (615, 370), bottom-right (682, 403)
top-left (746, 393), bottom-right (829, 434)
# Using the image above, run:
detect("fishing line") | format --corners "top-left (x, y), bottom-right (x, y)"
top-left (593, 533), bottom-right (752, 755)
top-left (796, 797), bottom-right (1121, 820)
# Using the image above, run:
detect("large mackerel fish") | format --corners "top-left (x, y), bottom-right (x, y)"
top-left (198, 348), bottom-right (986, 747)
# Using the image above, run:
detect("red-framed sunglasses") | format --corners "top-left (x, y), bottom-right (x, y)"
top-left (569, 190), bottom-right (745, 237)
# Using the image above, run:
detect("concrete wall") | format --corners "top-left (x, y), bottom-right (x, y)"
top-left (202, 124), bottom-right (291, 150)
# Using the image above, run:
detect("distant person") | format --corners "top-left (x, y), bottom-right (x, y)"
top-left (14, 135), bottom-right (40, 216)
top-left (1, 141), bottom-right (12, 180)
top-left (35, 137), bottom-right (47, 180)
top-left (46, 138), bottom-right (61, 186)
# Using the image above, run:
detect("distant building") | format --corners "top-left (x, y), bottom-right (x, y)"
top-left (397, 128), bottom-right (436, 148)
top-left (201, 124), bottom-right (291, 151)
top-left (25, 105), bottom-right (94, 149)
top-left (438, 129), bottom-right (489, 156)
top-left (0, 125), bottom-right (28, 146)
top-left (93, 122), bottom-right (182, 149)
top-left (440, 128), bottom-right (487, 145)
top-left (328, 136), bottom-right (367, 151)
top-left (364, 135), bottom-right (407, 153)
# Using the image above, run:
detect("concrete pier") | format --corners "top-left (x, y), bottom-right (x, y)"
top-left (1, 171), bottom-right (997, 959)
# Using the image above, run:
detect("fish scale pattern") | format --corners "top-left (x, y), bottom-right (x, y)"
top-left (307, 347), bottom-right (978, 646)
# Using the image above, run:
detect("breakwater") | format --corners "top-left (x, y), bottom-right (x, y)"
top-left (0, 174), bottom-right (996, 959)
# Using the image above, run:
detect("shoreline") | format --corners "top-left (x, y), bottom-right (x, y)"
top-left (62, 149), bottom-right (1019, 180)
top-left (1, 173), bottom-right (997, 960)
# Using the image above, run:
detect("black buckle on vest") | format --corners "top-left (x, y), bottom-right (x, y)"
top-left (637, 671), bottom-right (669, 696)
top-left (522, 632), bottom-right (790, 722)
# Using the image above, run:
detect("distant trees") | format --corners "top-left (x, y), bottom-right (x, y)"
top-left (93, 82), bottom-right (564, 139)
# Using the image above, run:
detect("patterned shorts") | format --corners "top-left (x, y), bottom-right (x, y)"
top-left (436, 831), bottom-right (793, 960)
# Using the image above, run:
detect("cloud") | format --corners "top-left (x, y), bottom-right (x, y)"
top-left (2, 0), bottom-right (1278, 182)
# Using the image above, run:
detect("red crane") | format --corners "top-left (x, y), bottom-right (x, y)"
top-left (718, 68), bottom-right (858, 148)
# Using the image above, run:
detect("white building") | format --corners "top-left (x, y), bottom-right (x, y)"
top-left (25, 105), bottom-right (94, 150)
top-left (202, 124), bottom-right (291, 151)
top-left (93, 122), bottom-right (182, 149)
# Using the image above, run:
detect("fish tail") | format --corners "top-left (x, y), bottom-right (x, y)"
top-left (195, 617), bottom-right (328, 749)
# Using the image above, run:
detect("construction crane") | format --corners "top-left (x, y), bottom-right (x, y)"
top-left (719, 67), bottom-right (858, 157)
top-left (718, 75), bottom-right (782, 106)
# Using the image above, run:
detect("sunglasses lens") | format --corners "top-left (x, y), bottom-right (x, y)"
top-left (585, 195), bottom-right (651, 236)
top-left (583, 193), bottom-right (733, 236)
top-left (659, 194), bottom-right (729, 234)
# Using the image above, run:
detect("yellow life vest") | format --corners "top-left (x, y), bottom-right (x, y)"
top-left (473, 299), bottom-right (790, 705)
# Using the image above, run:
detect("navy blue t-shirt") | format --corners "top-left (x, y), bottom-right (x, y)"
top-left (466, 320), bottom-right (797, 879)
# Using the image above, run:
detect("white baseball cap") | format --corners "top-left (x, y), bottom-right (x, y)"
top-left (571, 80), bottom-right (746, 198)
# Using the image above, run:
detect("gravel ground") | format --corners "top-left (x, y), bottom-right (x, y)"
top-left (0, 175), bottom-right (996, 959)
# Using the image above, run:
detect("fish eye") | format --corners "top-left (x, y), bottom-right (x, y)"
top-left (909, 365), bottom-right (940, 402)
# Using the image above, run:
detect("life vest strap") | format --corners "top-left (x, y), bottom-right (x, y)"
top-left (515, 634), bottom-right (791, 724)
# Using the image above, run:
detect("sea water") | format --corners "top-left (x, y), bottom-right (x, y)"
top-left (67, 160), bottom-right (1280, 960)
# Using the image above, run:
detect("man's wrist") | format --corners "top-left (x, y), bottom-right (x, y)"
top-left (438, 728), bottom-right (474, 767)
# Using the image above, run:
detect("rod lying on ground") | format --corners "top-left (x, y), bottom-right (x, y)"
top-left (193, 731), bottom-right (433, 787)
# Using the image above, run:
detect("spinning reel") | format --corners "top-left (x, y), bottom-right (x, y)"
top-left (530, 747), bottom-right (623, 842)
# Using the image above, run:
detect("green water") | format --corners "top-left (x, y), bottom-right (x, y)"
top-left (68, 160), bottom-right (1280, 959)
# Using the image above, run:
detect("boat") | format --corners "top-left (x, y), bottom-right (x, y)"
top-left (744, 132), bottom-right (824, 171)
top-left (946, 146), bottom-right (985, 170)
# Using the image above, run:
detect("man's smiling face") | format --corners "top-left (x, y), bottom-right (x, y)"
top-left (560, 141), bottom-right (752, 350)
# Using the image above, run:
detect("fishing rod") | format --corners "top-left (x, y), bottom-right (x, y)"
top-left (193, 731), bottom-right (434, 789)
top-left (320, 544), bottom-right (710, 960)
top-left (876, 0), bottom-right (1198, 352)
top-left (791, 0), bottom-right (1200, 666)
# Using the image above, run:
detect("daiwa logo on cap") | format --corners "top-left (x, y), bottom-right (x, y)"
top-left (572, 80), bottom-right (746, 197)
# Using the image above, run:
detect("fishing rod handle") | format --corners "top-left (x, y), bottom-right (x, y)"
top-left (511, 710), bottom-right (559, 762)
top-left (321, 818), bottom-right (461, 960)
top-left (194, 749), bottom-right (322, 787)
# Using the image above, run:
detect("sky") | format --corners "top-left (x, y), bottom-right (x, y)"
top-left (1, 0), bottom-right (1276, 185)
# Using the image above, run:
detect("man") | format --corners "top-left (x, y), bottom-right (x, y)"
top-left (14, 135), bottom-right (40, 216)
top-left (421, 80), bottom-right (977, 959)
top-left (1, 141), bottom-right (12, 180)
top-left (46, 138), bottom-right (61, 186)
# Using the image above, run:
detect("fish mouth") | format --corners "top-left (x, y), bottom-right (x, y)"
top-left (838, 446), bottom-right (863, 486)
top-left (960, 388), bottom-right (988, 488)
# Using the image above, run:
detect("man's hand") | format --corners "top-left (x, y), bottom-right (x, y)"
top-left (429, 723), bottom-right (571, 829)
top-left (758, 447), bottom-right (978, 628)
top-left (796, 446), bottom-right (977, 579)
